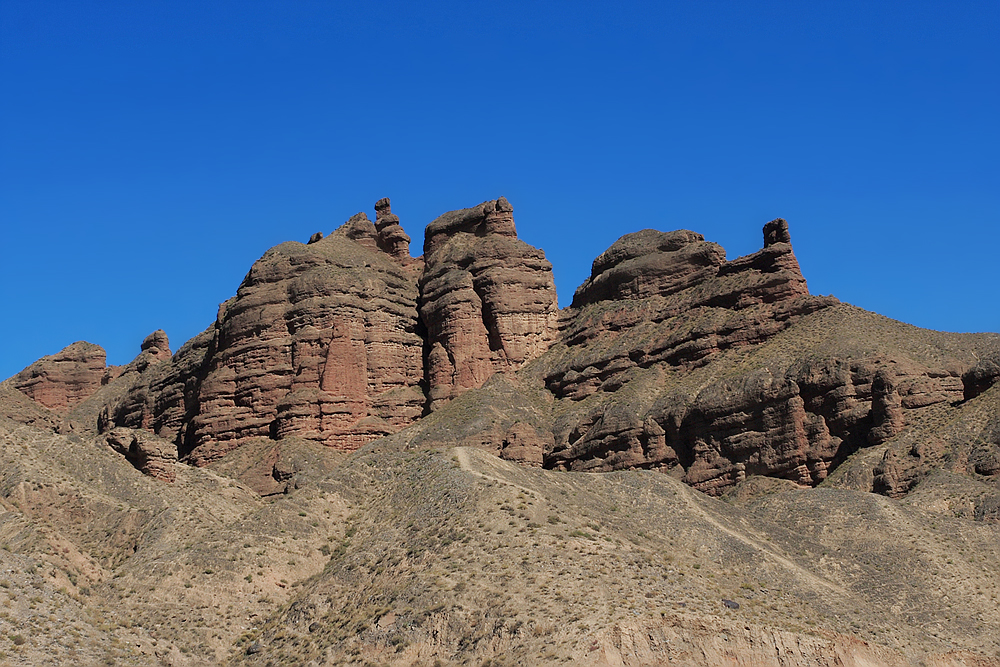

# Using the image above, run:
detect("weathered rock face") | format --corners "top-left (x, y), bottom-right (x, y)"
top-left (571, 219), bottom-right (809, 310)
top-left (519, 221), bottom-right (976, 494)
top-left (868, 368), bottom-right (906, 444)
top-left (548, 348), bottom-right (972, 496)
top-left (104, 427), bottom-right (177, 482)
top-left (15, 198), bottom-right (995, 504)
top-left (98, 327), bottom-right (215, 443)
top-left (499, 422), bottom-right (548, 467)
top-left (101, 202), bottom-right (426, 465)
top-left (187, 227), bottom-right (425, 462)
top-left (140, 330), bottom-right (171, 362)
top-left (963, 354), bottom-right (1000, 400)
top-left (419, 197), bottom-right (559, 409)
top-left (13, 342), bottom-right (108, 410)
top-left (373, 197), bottom-right (412, 261)
top-left (571, 229), bottom-right (727, 307)
top-left (549, 222), bottom-right (832, 404)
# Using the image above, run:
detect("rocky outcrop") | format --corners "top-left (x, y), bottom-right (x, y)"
top-left (499, 422), bottom-right (548, 467)
top-left (545, 346), bottom-right (968, 494)
top-left (373, 197), bottom-right (412, 261)
top-left (533, 220), bottom-right (979, 495)
top-left (571, 219), bottom-right (809, 310)
top-left (99, 327), bottom-right (214, 443)
top-left (187, 225), bottom-right (425, 462)
top-left (963, 354), bottom-right (1000, 400)
top-left (13, 342), bottom-right (108, 410)
top-left (140, 330), bottom-right (171, 362)
top-left (571, 229), bottom-right (727, 307)
top-left (419, 197), bottom-right (559, 409)
top-left (104, 427), bottom-right (177, 482)
top-left (100, 201), bottom-right (426, 465)
top-left (339, 212), bottom-right (379, 250)
top-left (868, 368), bottom-right (905, 444)
top-left (15, 197), bottom-right (994, 503)
top-left (873, 449), bottom-right (911, 498)
top-left (548, 222), bottom-right (833, 404)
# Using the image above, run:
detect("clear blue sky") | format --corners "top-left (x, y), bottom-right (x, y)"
top-left (1, 1), bottom-right (997, 380)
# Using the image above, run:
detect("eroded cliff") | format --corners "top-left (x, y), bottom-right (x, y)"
top-left (8, 201), bottom-right (999, 500)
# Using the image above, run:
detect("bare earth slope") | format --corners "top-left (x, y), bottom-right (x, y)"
top-left (233, 444), bottom-right (1000, 665)
top-left (1, 419), bottom-right (998, 665)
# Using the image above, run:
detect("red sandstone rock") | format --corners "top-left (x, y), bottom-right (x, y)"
top-left (419, 197), bottom-right (559, 409)
top-left (104, 427), bottom-right (177, 482)
top-left (373, 197), bottom-right (413, 261)
top-left (99, 327), bottom-right (215, 442)
top-left (13, 341), bottom-right (107, 410)
top-left (868, 368), bottom-right (906, 444)
top-left (340, 212), bottom-right (379, 250)
top-left (549, 222), bottom-right (832, 407)
top-left (37, 198), bottom-right (988, 502)
top-left (500, 422), bottom-right (548, 467)
top-left (102, 203), bottom-right (425, 465)
top-left (140, 330), bottom-right (171, 362)
top-left (538, 220), bottom-right (978, 494)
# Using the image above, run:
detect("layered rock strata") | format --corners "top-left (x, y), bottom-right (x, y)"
top-left (539, 222), bottom-right (974, 493)
top-left (140, 330), bottom-right (172, 362)
top-left (12, 199), bottom-right (993, 501)
top-left (104, 426), bottom-right (177, 482)
top-left (101, 201), bottom-right (428, 464)
top-left (373, 197), bottom-right (413, 261)
top-left (550, 221), bottom-right (832, 401)
top-left (419, 197), bottom-right (559, 409)
top-left (98, 328), bottom-right (215, 443)
top-left (94, 197), bottom-right (559, 463)
top-left (13, 341), bottom-right (109, 410)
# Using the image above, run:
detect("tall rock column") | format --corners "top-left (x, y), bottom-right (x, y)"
top-left (374, 197), bottom-right (412, 261)
top-left (868, 368), bottom-right (905, 444)
top-left (419, 197), bottom-right (559, 409)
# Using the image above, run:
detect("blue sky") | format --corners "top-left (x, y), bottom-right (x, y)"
top-left (1, 1), bottom-right (997, 380)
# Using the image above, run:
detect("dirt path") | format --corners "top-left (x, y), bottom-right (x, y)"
top-left (680, 489), bottom-right (853, 599)
top-left (452, 447), bottom-right (542, 497)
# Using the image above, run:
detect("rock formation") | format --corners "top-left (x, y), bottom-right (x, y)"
top-left (868, 368), bottom-right (906, 444)
top-left (98, 201), bottom-right (427, 465)
top-left (485, 220), bottom-right (972, 494)
top-left (373, 197), bottom-right (412, 261)
top-left (419, 197), bottom-right (558, 409)
top-left (13, 341), bottom-right (108, 410)
top-left (104, 426), bottom-right (177, 482)
top-left (963, 353), bottom-right (1000, 400)
top-left (10, 198), bottom-right (997, 501)
top-left (140, 329), bottom-right (171, 362)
